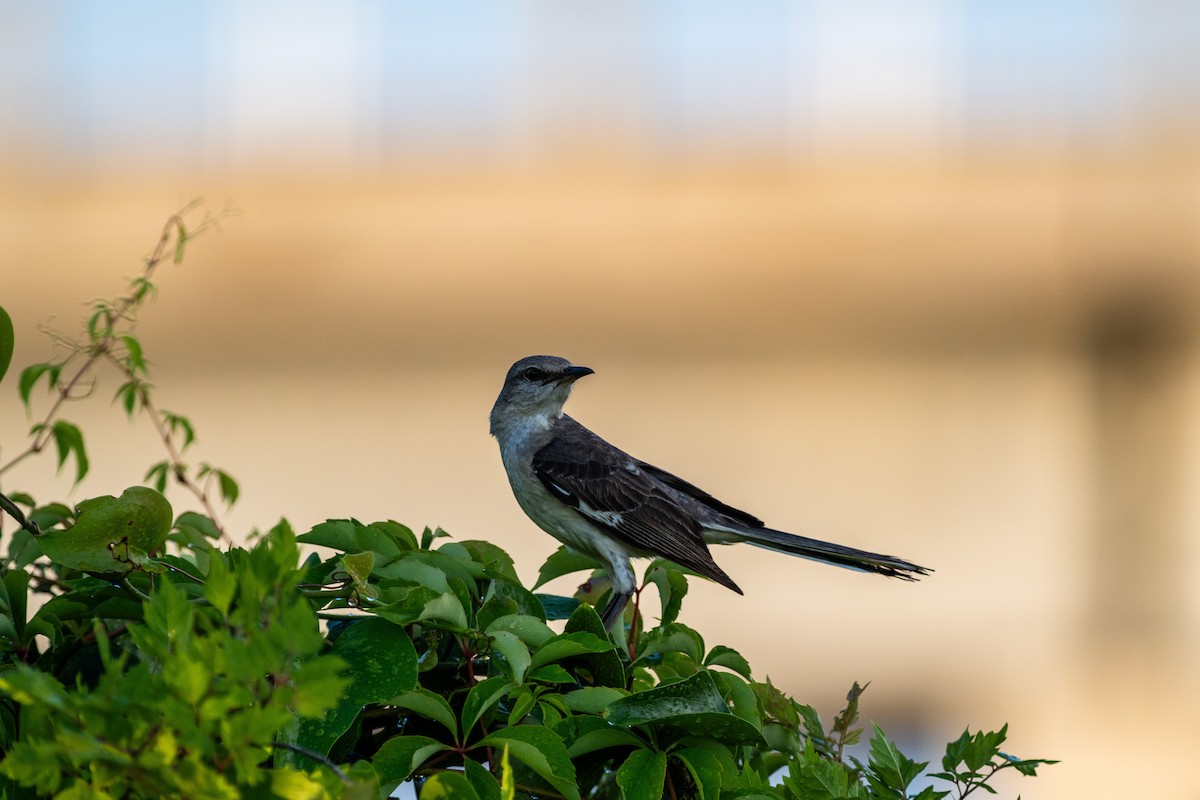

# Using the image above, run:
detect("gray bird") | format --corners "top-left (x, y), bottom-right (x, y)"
top-left (489, 355), bottom-right (928, 628)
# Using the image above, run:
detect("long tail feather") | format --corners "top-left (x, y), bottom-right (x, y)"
top-left (734, 527), bottom-right (929, 580)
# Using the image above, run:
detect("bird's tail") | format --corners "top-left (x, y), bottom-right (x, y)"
top-left (721, 526), bottom-right (929, 580)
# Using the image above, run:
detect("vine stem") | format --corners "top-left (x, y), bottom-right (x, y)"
top-left (110, 356), bottom-right (230, 541)
top-left (270, 742), bottom-right (351, 786)
top-left (0, 350), bottom-right (101, 479)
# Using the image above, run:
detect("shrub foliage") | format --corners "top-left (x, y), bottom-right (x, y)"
top-left (0, 207), bottom-right (1053, 799)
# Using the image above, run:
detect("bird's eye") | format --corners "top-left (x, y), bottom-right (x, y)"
top-left (522, 367), bottom-right (545, 382)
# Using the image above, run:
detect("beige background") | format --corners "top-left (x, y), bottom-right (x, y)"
top-left (3, 4), bottom-right (1200, 797)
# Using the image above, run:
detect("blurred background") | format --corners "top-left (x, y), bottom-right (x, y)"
top-left (2, 2), bottom-right (1199, 797)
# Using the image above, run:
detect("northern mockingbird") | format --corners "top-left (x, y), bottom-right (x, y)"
top-left (490, 355), bottom-right (928, 628)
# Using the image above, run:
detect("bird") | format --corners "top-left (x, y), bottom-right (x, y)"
top-left (489, 355), bottom-right (928, 629)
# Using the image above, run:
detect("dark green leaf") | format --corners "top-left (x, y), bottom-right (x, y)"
top-left (298, 519), bottom-right (404, 558)
top-left (533, 546), bottom-right (602, 590)
top-left (286, 617), bottom-right (416, 762)
top-left (464, 758), bottom-right (502, 800)
top-left (562, 602), bottom-right (625, 688)
top-left (562, 687), bottom-right (626, 714)
top-left (476, 726), bottom-right (580, 800)
top-left (372, 735), bottom-right (451, 791)
top-left (528, 665), bottom-right (575, 684)
top-left (704, 645), bottom-right (752, 679)
top-left (461, 677), bottom-right (514, 737)
top-left (50, 420), bottom-right (88, 484)
top-left (644, 561), bottom-right (688, 627)
top-left (389, 688), bottom-right (459, 741)
top-left (711, 671), bottom-right (761, 728)
top-left (144, 460), bottom-right (170, 493)
top-left (606, 670), bottom-right (728, 725)
top-left (0, 305), bottom-right (13, 385)
top-left (529, 631), bottom-right (615, 671)
top-left (616, 749), bottom-right (666, 800)
top-left (536, 593), bottom-right (580, 620)
top-left (867, 723), bottom-right (927, 794)
top-left (672, 748), bottom-right (723, 800)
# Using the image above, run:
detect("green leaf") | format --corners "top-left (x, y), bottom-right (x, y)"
top-left (202, 553), bottom-right (236, 616)
top-left (606, 670), bottom-right (727, 725)
top-left (144, 460), bottom-right (171, 493)
top-left (420, 770), bottom-right (481, 800)
top-left (18, 362), bottom-right (61, 409)
top-left (447, 540), bottom-right (520, 583)
top-left (215, 468), bottom-right (239, 506)
top-left (484, 615), bottom-right (556, 649)
top-left (287, 617), bottom-right (417, 762)
top-left (50, 420), bottom-right (89, 484)
top-left (371, 735), bottom-right (451, 791)
top-left (173, 511), bottom-right (222, 541)
top-left (616, 749), bottom-right (666, 800)
top-left (605, 670), bottom-right (767, 746)
top-left (563, 602), bottom-right (625, 688)
top-left (0, 305), bottom-right (13, 385)
top-left (389, 688), bottom-right (459, 742)
top-left (37, 487), bottom-right (172, 573)
top-left (673, 748), bottom-right (723, 800)
top-left (476, 726), bottom-right (580, 800)
top-left (299, 519), bottom-right (405, 559)
top-left (533, 546), bottom-right (602, 590)
top-left (528, 665), bottom-right (575, 684)
top-left (488, 630), bottom-right (531, 684)
top-left (460, 677), bottom-right (514, 737)
top-left (113, 380), bottom-right (141, 417)
top-left (644, 561), bottom-right (688, 627)
top-left (118, 334), bottom-right (146, 374)
top-left (339, 552), bottom-right (377, 600)
top-left (536, 593), bottom-right (580, 620)
top-left (562, 687), bottom-right (626, 714)
top-left (1, 569), bottom-right (30, 644)
top-left (162, 411), bottom-right (196, 450)
top-left (704, 645), bottom-right (752, 680)
top-left (867, 723), bottom-right (927, 794)
top-left (464, 758), bottom-right (502, 800)
top-left (417, 591), bottom-right (469, 630)
top-left (529, 631), bottom-right (615, 671)
top-left (636, 622), bottom-right (705, 667)
top-left (711, 671), bottom-right (760, 728)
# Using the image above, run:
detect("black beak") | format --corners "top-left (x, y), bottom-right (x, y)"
top-left (560, 365), bottom-right (594, 382)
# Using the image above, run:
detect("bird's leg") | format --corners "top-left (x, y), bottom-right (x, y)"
top-left (599, 590), bottom-right (633, 632)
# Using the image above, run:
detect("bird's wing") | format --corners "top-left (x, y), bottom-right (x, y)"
top-left (532, 419), bottom-right (741, 593)
top-left (634, 460), bottom-right (765, 529)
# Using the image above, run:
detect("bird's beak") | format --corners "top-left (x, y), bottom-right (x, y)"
top-left (560, 365), bottom-right (594, 383)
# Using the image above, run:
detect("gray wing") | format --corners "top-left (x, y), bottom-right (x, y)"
top-left (532, 417), bottom-right (742, 594)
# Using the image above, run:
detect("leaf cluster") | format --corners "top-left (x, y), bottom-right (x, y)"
top-left (0, 207), bottom-right (1054, 799)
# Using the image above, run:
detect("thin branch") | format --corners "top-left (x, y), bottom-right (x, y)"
top-left (0, 351), bottom-right (101, 478)
top-left (0, 490), bottom-right (41, 536)
top-left (270, 741), bottom-right (352, 786)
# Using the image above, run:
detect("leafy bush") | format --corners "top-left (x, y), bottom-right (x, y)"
top-left (0, 207), bottom-right (1054, 799)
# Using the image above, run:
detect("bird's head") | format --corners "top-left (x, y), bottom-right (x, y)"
top-left (490, 355), bottom-right (594, 437)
